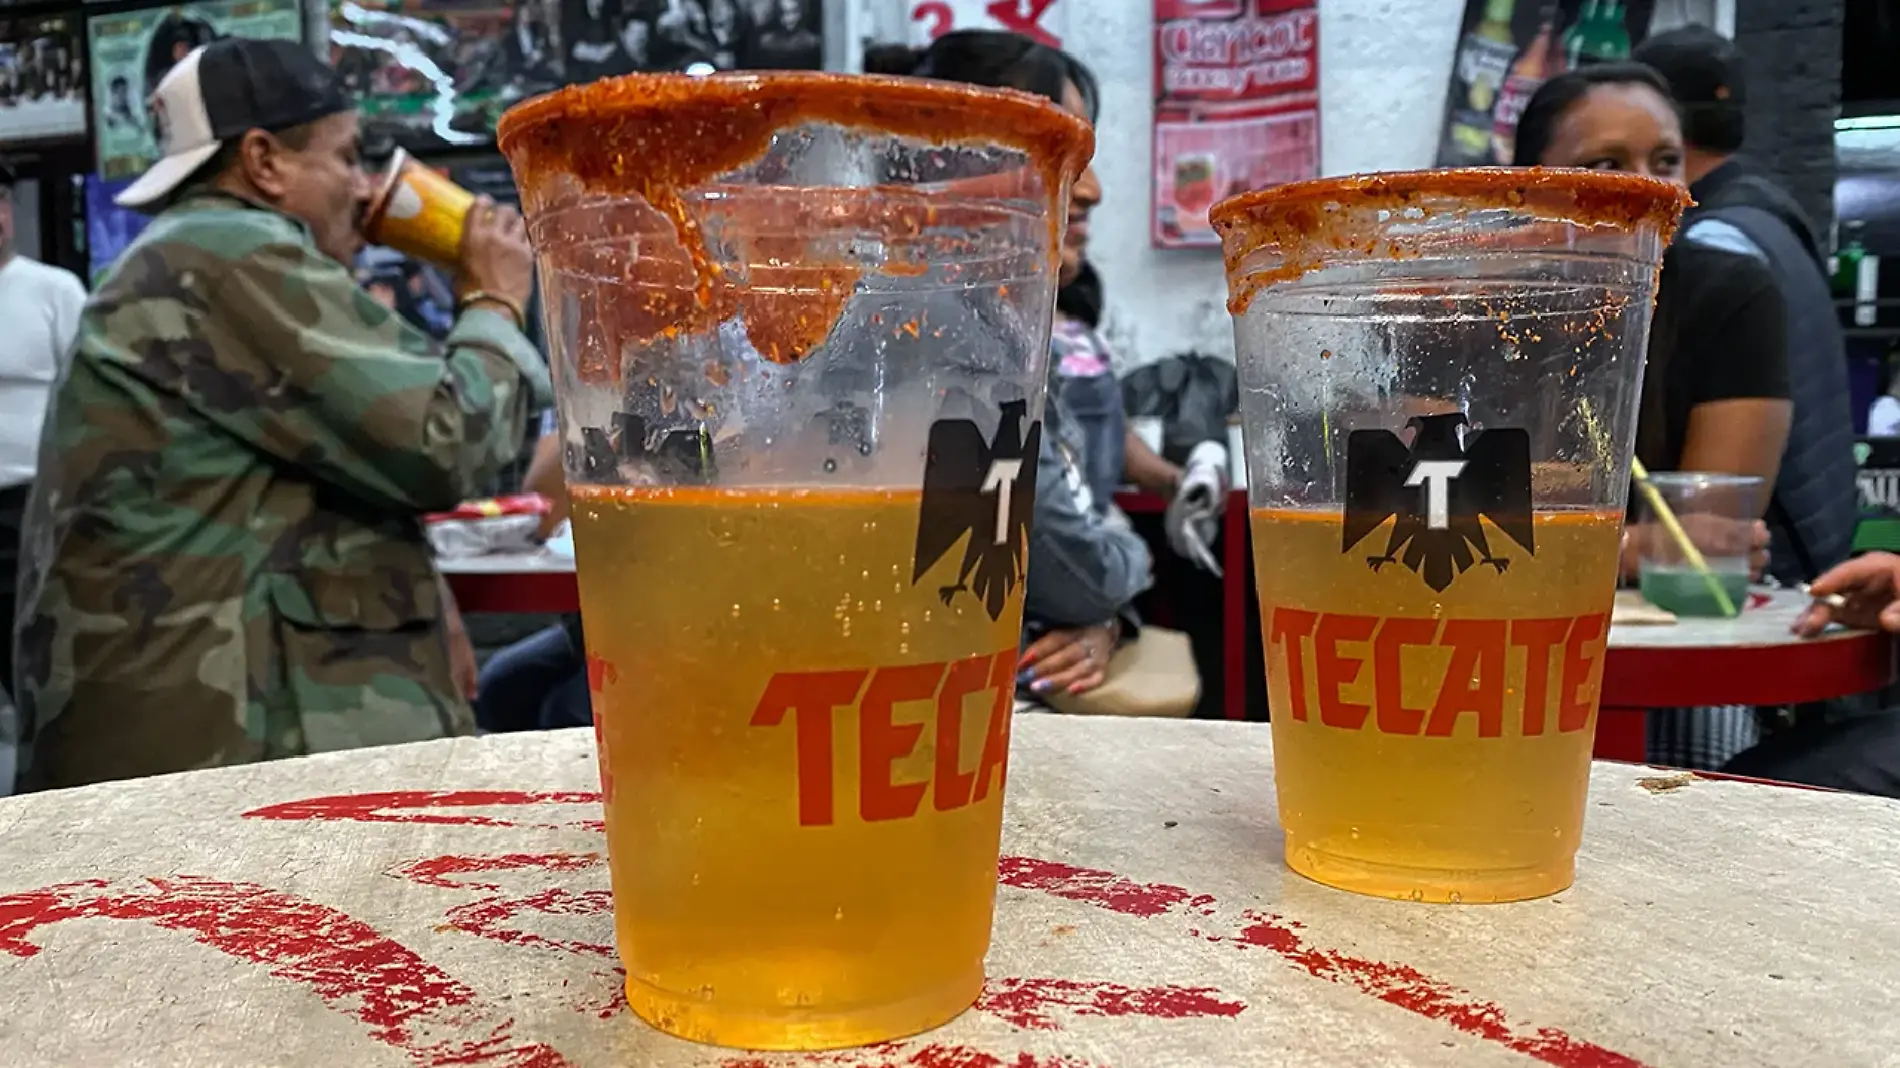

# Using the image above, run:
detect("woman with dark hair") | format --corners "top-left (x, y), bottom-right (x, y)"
top-left (1514, 63), bottom-right (1789, 769)
top-left (1512, 63), bottom-right (1791, 494)
top-left (866, 33), bottom-right (1211, 710)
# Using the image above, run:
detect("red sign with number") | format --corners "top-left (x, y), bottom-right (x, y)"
top-left (908, 0), bottom-right (1065, 47)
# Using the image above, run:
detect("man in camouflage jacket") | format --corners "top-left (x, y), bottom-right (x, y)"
top-left (9, 40), bottom-right (551, 789)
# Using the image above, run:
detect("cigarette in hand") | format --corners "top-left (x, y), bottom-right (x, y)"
top-left (1799, 583), bottom-right (1848, 610)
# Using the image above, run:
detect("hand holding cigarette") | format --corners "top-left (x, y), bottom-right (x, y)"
top-left (1792, 552), bottom-right (1900, 637)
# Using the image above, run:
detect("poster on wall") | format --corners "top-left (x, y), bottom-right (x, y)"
top-left (1152, 0), bottom-right (1320, 249)
top-left (333, 0), bottom-right (549, 154)
top-left (901, 0), bottom-right (1066, 47)
top-left (1435, 0), bottom-right (1727, 168)
top-left (89, 0), bottom-right (304, 180)
top-left (0, 15), bottom-right (85, 143)
top-left (555, 0), bottom-right (820, 82)
top-left (337, 0), bottom-right (821, 156)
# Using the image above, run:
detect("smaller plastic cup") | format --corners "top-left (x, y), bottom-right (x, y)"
top-left (1212, 168), bottom-right (1691, 904)
top-left (363, 148), bottom-right (475, 266)
top-left (1635, 473), bottom-right (1762, 617)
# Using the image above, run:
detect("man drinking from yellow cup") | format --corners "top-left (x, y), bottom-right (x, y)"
top-left (11, 38), bottom-right (549, 790)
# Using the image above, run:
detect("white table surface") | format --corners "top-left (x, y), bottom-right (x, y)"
top-left (1, 716), bottom-right (1894, 1067)
top-left (1608, 586), bottom-right (1857, 649)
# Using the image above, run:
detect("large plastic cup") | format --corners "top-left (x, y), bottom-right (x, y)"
top-left (497, 73), bottom-right (1092, 1050)
top-left (1211, 169), bottom-right (1689, 904)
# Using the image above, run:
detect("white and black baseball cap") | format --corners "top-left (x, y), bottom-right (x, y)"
top-left (115, 37), bottom-right (354, 210)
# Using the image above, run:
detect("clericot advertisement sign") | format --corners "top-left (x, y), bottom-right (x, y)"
top-left (1152, 0), bottom-right (1321, 249)
top-left (1156, 0), bottom-right (1318, 101)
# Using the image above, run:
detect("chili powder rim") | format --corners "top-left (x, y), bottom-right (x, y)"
top-left (1209, 167), bottom-right (1691, 238)
top-left (496, 70), bottom-right (1096, 193)
top-left (1209, 167), bottom-right (1692, 312)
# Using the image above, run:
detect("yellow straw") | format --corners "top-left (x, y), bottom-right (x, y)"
top-left (1628, 457), bottom-right (1738, 619)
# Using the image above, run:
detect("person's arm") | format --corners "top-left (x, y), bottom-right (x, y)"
top-left (1123, 429), bottom-right (1182, 498)
top-left (439, 571), bottom-right (478, 699)
top-left (50, 269), bottom-right (86, 376)
top-left (182, 228), bottom-right (550, 514)
top-left (1024, 433), bottom-right (1153, 628)
top-left (1021, 618), bottom-right (1119, 696)
top-left (1676, 401), bottom-right (1791, 505)
top-left (1674, 257), bottom-right (1792, 508)
top-left (523, 427), bottom-right (568, 539)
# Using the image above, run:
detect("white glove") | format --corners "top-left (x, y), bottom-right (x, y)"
top-left (1165, 440), bottom-right (1229, 576)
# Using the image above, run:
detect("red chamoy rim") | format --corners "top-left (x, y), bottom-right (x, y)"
top-left (1208, 167), bottom-right (1693, 312)
top-left (495, 72), bottom-right (1096, 374)
top-left (496, 70), bottom-right (1095, 207)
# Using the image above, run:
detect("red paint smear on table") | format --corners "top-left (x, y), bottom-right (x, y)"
top-left (1234, 914), bottom-right (1646, 1068)
top-left (996, 856), bottom-right (1215, 919)
top-left (446, 888), bottom-right (617, 959)
top-left (248, 792), bottom-right (1651, 1068)
top-left (388, 854), bottom-right (620, 994)
top-left (0, 876), bottom-right (569, 1068)
top-left (999, 857), bottom-right (1650, 1068)
top-left (391, 852), bottom-right (603, 890)
top-left (244, 790), bottom-right (602, 830)
top-left (977, 977), bottom-right (1244, 1031)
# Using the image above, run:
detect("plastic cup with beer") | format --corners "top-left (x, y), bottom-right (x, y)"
top-left (496, 74), bottom-right (1092, 1049)
top-left (362, 148), bottom-right (476, 266)
top-left (1210, 169), bottom-right (1690, 904)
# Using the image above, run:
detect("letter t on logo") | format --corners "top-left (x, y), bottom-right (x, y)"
top-left (1405, 460), bottom-right (1468, 530)
top-left (982, 459), bottom-right (1022, 545)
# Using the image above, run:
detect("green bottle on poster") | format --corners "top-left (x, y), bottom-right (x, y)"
top-left (1439, 0), bottom-right (1521, 163)
top-left (1563, 0), bottom-right (1631, 67)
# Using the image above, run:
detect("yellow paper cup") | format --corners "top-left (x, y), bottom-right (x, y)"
top-left (363, 149), bottom-right (476, 267)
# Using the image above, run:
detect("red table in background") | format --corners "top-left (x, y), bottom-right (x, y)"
top-left (442, 528), bottom-right (1896, 763)
top-left (1595, 588), bottom-right (1895, 761)
top-left (440, 550), bottom-right (581, 615)
top-left (1111, 488), bottom-right (1253, 730)
top-left (439, 489), bottom-right (1258, 721)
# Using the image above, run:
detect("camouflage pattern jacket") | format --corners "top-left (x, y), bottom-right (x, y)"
top-left (11, 191), bottom-right (551, 790)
